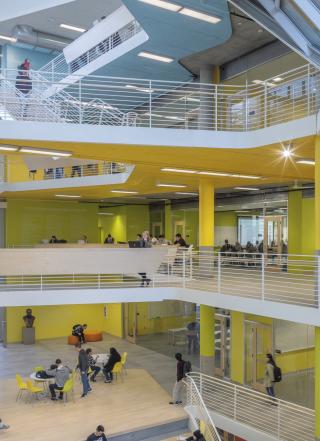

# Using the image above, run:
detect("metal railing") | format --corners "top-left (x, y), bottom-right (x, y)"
top-left (185, 373), bottom-right (221, 441)
top-left (0, 250), bottom-right (319, 310)
top-left (38, 20), bottom-right (143, 84)
top-left (186, 372), bottom-right (314, 441)
top-left (2, 161), bottom-right (128, 183)
top-left (0, 63), bottom-right (319, 130)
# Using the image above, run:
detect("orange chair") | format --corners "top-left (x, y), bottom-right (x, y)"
top-left (85, 330), bottom-right (102, 342)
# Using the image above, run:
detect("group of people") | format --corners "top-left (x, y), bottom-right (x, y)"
top-left (220, 238), bottom-right (288, 254)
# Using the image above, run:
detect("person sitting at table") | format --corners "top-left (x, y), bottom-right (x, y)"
top-left (104, 234), bottom-right (114, 244)
top-left (220, 239), bottom-right (231, 253)
top-left (86, 425), bottom-right (108, 441)
top-left (72, 323), bottom-right (87, 345)
top-left (86, 348), bottom-right (101, 382)
top-left (0, 418), bottom-right (9, 430)
top-left (46, 359), bottom-right (71, 401)
top-left (103, 347), bottom-right (121, 383)
top-left (174, 233), bottom-right (187, 248)
top-left (49, 235), bottom-right (59, 243)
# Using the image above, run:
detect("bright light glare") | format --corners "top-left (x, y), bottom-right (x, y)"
top-left (138, 51), bottom-right (174, 63)
top-left (282, 149), bottom-right (292, 158)
top-left (60, 23), bottom-right (86, 33)
top-left (179, 8), bottom-right (221, 24)
top-left (138, 0), bottom-right (181, 11)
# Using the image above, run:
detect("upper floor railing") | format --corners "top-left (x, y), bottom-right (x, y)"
top-left (186, 372), bottom-right (314, 441)
top-left (0, 248), bottom-right (318, 310)
top-left (0, 63), bottom-right (319, 131)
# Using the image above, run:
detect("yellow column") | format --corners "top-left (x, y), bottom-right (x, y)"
top-left (288, 190), bottom-right (302, 254)
top-left (230, 311), bottom-right (245, 384)
top-left (315, 135), bottom-right (320, 440)
top-left (199, 179), bottom-right (215, 374)
top-left (165, 202), bottom-right (172, 243)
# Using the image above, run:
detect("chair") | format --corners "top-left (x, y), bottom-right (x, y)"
top-left (121, 352), bottom-right (128, 375)
top-left (112, 362), bottom-right (123, 382)
top-left (33, 366), bottom-right (44, 372)
top-left (15, 374), bottom-right (27, 402)
top-left (60, 378), bottom-right (75, 404)
top-left (26, 379), bottom-right (44, 403)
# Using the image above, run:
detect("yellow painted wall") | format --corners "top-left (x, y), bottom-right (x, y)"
top-left (215, 211), bottom-right (237, 227)
top-left (136, 302), bottom-right (195, 335)
top-left (6, 199), bottom-right (99, 246)
top-left (6, 304), bottom-right (105, 343)
top-left (301, 198), bottom-right (315, 254)
top-left (231, 311), bottom-right (244, 384)
top-left (102, 303), bottom-right (123, 338)
top-left (276, 347), bottom-right (314, 374)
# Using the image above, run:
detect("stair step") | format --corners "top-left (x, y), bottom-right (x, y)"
top-left (108, 418), bottom-right (188, 441)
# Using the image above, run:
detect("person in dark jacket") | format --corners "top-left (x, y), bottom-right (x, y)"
top-left (103, 347), bottom-right (121, 383)
top-left (86, 348), bottom-right (101, 382)
top-left (169, 353), bottom-right (185, 405)
top-left (15, 62), bottom-right (32, 118)
top-left (174, 233), bottom-right (188, 248)
top-left (86, 425), bottom-right (107, 441)
top-left (72, 323), bottom-right (87, 344)
top-left (76, 344), bottom-right (92, 397)
top-left (178, 430), bottom-right (205, 441)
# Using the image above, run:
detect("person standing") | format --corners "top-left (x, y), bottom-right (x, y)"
top-left (264, 353), bottom-right (276, 398)
top-left (86, 348), bottom-right (101, 382)
top-left (76, 344), bottom-right (92, 397)
top-left (169, 353), bottom-right (185, 405)
top-left (86, 425), bottom-right (108, 441)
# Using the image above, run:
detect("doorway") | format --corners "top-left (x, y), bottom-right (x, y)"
top-left (123, 303), bottom-right (137, 344)
top-left (245, 321), bottom-right (273, 392)
top-left (263, 215), bottom-right (286, 255)
top-left (215, 314), bottom-right (231, 378)
top-left (152, 222), bottom-right (163, 238)
top-left (174, 221), bottom-right (185, 238)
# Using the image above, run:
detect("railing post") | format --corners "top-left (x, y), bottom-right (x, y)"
top-left (183, 252), bottom-right (186, 288)
top-left (149, 80), bottom-right (152, 128)
top-left (307, 63), bottom-right (310, 116)
top-left (218, 252), bottom-right (221, 294)
top-left (261, 253), bottom-right (265, 301)
top-left (40, 275), bottom-right (43, 292)
top-left (234, 386), bottom-right (237, 420)
top-left (277, 401), bottom-right (280, 440)
top-left (215, 84), bottom-right (218, 131)
top-left (245, 84), bottom-right (248, 131)
top-left (98, 273), bottom-right (101, 289)
top-left (79, 79), bottom-right (82, 124)
top-left (264, 82), bottom-right (267, 128)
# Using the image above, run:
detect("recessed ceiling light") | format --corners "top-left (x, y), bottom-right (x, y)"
top-left (138, 51), bottom-right (174, 63)
top-left (60, 23), bottom-right (86, 33)
top-left (138, 0), bottom-right (182, 11)
top-left (273, 77), bottom-right (283, 82)
top-left (234, 187), bottom-right (260, 191)
top-left (0, 145), bottom-right (18, 151)
top-left (233, 174), bottom-right (260, 179)
top-left (175, 192), bottom-right (198, 196)
top-left (282, 149), bottom-right (292, 158)
top-left (198, 171), bottom-right (229, 177)
top-left (157, 184), bottom-right (187, 188)
top-left (161, 168), bottom-right (197, 174)
top-left (55, 194), bottom-right (81, 198)
top-left (98, 212), bottom-right (114, 216)
top-left (110, 190), bottom-right (138, 194)
top-left (19, 147), bottom-right (72, 157)
top-left (236, 210), bottom-right (250, 213)
top-left (0, 35), bottom-right (17, 43)
top-left (296, 159), bottom-right (315, 165)
top-left (179, 7), bottom-right (221, 24)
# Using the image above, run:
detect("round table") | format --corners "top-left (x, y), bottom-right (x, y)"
top-left (30, 372), bottom-right (53, 394)
top-left (93, 353), bottom-right (109, 366)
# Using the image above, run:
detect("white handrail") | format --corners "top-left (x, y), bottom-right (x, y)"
top-left (186, 372), bottom-right (314, 441)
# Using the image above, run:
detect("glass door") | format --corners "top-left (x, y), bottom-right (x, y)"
top-left (245, 321), bottom-right (273, 392)
top-left (215, 314), bottom-right (231, 378)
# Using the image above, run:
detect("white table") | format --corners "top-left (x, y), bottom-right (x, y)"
top-left (30, 372), bottom-right (53, 394)
top-left (167, 328), bottom-right (187, 345)
top-left (93, 353), bottom-right (109, 366)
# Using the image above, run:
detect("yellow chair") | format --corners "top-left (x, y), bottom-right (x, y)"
top-left (26, 379), bottom-right (44, 403)
top-left (112, 362), bottom-right (123, 382)
top-left (33, 366), bottom-right (44, 373)
top-left (121, 352), bottom-right (128, 375)
top-left (15, 374), bottom-right (27, 402)
top-left (60, 378), bottom-right (75, 404)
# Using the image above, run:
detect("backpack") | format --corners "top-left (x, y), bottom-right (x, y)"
top-left (183, 360), bottom-right (192, 377)
top-left (36, 370), bottom-right (55, 379)
top-left (273, 365), bottom-right (282, 382)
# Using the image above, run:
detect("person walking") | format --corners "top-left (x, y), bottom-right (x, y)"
top-left (76, 344), bottom-right (92, 397)
top-left (264, 353), bottom-right (276, 398)
top-left (169, 353), bottom-right (185, 405)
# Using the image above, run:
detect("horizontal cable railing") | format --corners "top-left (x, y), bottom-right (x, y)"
top-left (186, 372), bottom-right (314, 441)
top-left (0, 249), bottom-right (318, 310)
top-left (2, 161), bottom-right (128, 183)
top-left (0, 63), bottom-right (319, 130)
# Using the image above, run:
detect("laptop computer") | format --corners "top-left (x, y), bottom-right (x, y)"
top-left (128, 240), bottom-right (143, 248)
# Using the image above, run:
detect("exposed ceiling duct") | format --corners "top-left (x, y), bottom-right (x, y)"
top-left (11, 24), bottom-right (72, 50)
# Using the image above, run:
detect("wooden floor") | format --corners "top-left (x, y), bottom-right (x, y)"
top-left (0, 368), bottom-right (185, 441)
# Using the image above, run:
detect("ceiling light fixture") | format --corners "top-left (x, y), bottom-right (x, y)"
top-left (55, 194), bottom-right (81, 198)
top-left (198, 171), bottom-right (229, 177)
top-left (233, 174), bottom-right (260, 179)
top-left (273, 77), bottom-right (283, 82)
top-left (234, 187), bottom-right (260, 191)
top-left (161, 168), bottom-right (197, 174)
top-left (60, 23), bottom-right (86, 33)
top-left (110, 190), bottom-right (138, 194)
top-left (236, 210), bottom-right (250, 213)
top-left (282, 149), bottom-right (292, 158)
top-left (175, 192), bottom-right (198, 196)
top-left (296, 159), bottom-right (315, 165)
top-left (19, 147), bottom-right (72, 157)
top-left (138, 51), bottom-right (174, 63)
top-left (0, 145), bottom-right (19, 151)
top-left (138, 0), bottom-right (182, 12)
top-left (179, 7), bottom-right (221, 23)
top-left (157, 184), bottom-right (187, 188)
top-left (0, 35), bottom-right (17, 43)
top-left (98, 212), bottom-right (115, 216)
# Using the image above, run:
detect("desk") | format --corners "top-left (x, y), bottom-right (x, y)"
top-left (168, 328), bottom-right (187, 345)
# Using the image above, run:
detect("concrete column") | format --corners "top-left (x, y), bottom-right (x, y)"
top-left (198, 65), bottom-right (216, 130)
top-left (164, 202), bottom-right (172, 242)
top-left (199, 179), bottom-right (215, 373)
top-left (315, 136), bottom-right (320, 441)
top-left (288, 190), bottom-right (302, 254)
